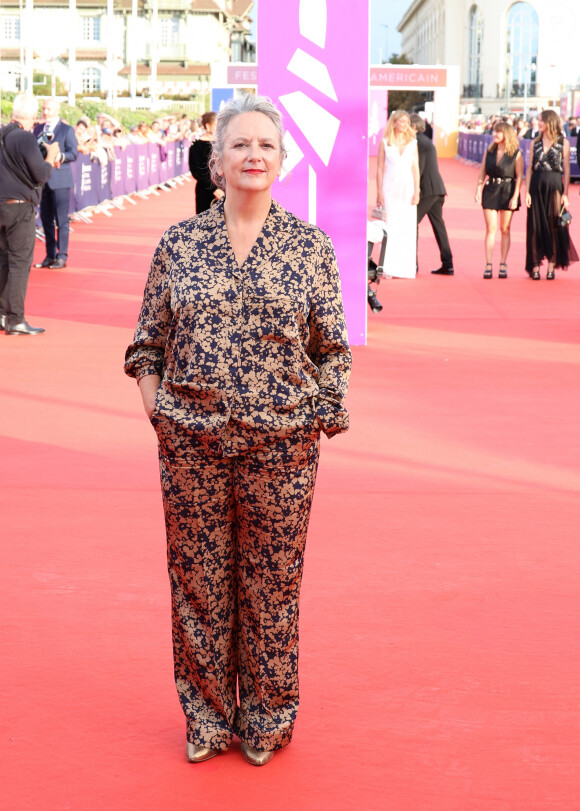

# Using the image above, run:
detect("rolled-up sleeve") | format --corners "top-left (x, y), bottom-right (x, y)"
top-left (307, 236), bottom-right (352, 437)
top-left (124, 237), bottom-right (172, 382)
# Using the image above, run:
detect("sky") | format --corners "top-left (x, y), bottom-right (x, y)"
top-left (370, 0), bottom-right (407, 63)
top-left (250, 1), bottom-right (409, 63)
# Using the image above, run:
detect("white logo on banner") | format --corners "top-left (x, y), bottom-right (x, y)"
top-left (278, 0), bottom-right (340, 224)
top-left (81, 164), bottom-right (92, 192)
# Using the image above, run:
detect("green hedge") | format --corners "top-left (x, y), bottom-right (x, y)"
top-left (1, 93), bottom-right (179, 129)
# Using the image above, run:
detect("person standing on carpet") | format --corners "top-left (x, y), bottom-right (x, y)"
top-left (188, 111), bottom-right (224, 214)
top-left (33, 99), bottom-right (77, 270)
top-left (525, 109), bottom-right (578, 280)
top-left (125, 94), bottom-right (351, 767)
top-left (474, 121), bottom-right (523, 279)
top-left (376, 110), bottom-right (420, 278)
top-left (409, 113), bottom-right (454, 276)
top-left (0, 94), bottom-right (60, 335)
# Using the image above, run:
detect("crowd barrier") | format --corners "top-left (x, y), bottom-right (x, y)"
top-left (458, 132), bottom-right (580, 178)
top-left (69, 139), bottom-right (191, 212)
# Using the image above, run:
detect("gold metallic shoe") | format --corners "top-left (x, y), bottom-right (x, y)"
top-left (241, 742), bottom-right (275, 766)
top-left (186, 742), bottom-right (219, 763)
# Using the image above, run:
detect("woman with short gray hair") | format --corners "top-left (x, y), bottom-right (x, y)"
top-left (125, 93), bottom-right (351, 767)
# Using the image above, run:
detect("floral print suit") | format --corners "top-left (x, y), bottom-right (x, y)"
top-left (125, 199), bottom-right (351, 752)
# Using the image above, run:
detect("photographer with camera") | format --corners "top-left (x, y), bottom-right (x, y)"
top-left (0, 94), bottom-right (60, 335)
top-left (33, 99), bottom-right (78, 270)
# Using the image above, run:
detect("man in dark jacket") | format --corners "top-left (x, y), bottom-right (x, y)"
top-left (410, 113), bottom-right (454, 275)
top-left (34, 99), bottom-right (78, 269)
top-left (0, 94), bottom-right (60, 334)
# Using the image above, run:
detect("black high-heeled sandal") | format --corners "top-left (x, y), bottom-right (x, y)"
top-left (531, 267), bottom-right (540, 280)
top-left (483, 263), bottom-right (492, 279)
top-left (499, 263), bottom-right (508, 279)
top-left (546, 267), bottom-right (555, 280)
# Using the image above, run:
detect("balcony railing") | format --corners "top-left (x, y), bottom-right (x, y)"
top-left (496, 82), bottom-right (537, 99)
top-left (144, 0), bottom-right (191, 10)
top-left (145, 43), bottom-right (187, 61)
top-left (462, 83), bottom-right (484, 98)
top-left (511, 82), bottom-right (537, 98)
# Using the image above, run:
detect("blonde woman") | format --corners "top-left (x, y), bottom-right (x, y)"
top-left (474, 121), bottom-right (523, 278)
top-left (376, 110), bottom-right (420, 278)
top-left (525, 110), bottom-right (577, 279)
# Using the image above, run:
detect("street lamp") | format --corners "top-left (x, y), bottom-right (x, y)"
top-left (382, 24), bottom-right (389, 63)
top-left (505, 55), bottom-right (511, 112)
top-left (523, 61), bottom-right (536, 120)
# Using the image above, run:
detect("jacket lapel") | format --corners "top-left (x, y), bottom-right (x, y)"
top-left (243, 200), bottom-right (295, 272)
top-left (193, 199), bottom-right (296, 274)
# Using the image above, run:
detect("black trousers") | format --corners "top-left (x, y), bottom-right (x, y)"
top-left (0, 201), bottom-right (36, 323)
top-left (417, 194), bottom-right (453, 269)
top-left (39, 186), bottom-right (71, 261)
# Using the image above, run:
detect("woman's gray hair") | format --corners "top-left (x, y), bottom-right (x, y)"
top-left (209, 93), bottom-right (287, 190)
top-left (12, 93), bottom-right (39, 121)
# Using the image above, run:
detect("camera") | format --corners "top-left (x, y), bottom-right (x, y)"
top-left (367, 258), bottom-right (383, 313)
top-left (367, 221), bottom-right (387, 314)
top-left (37, 130), bottom-right (54, 158)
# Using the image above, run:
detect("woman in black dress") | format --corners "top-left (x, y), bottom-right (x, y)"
top-left (525, 109), bottom-right (577, 280)
top-left (474, 122), bottom-right (523, 278)
top-left (188, 111), bottom-right (224, 213)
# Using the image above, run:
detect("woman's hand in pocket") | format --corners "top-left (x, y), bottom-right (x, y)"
top-left (138, 374), bottom-right (161, 420)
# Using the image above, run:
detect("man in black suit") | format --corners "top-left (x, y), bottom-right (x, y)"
top-left (34, 99), bottom-right (78, 269)
top-left (409, 113), bottom-right (454, 275)
top-left (0, 94), bottom-right (60, 334)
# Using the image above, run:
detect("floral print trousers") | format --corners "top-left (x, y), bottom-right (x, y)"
top-left (158, 425), bottom-right (321, 753)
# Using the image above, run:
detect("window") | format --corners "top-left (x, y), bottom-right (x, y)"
top-left (468, 6), bottom-right (483, 90)
top-left (82, 67), bottom-right (101, 93)
top-left (160, 16), bottom-right (179, 46)
top-left (81, 16), bottom-right (101, 42)
top-left (506, 2), bottom-right (538, 95)
top-left (3, 16), bottom-right (21, 41)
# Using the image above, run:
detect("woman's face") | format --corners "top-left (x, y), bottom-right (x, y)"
top-left (493, 128), bottom-right (505, 144)
top-left (538, 116), bottom-right (546, 133)
top-left (218, 112), bottom-right (282, 193)
top-left (393, 115), bottom-right (410, 135)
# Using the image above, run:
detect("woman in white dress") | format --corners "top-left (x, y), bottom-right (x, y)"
top-left (376, 111), bottom-right (421, 278)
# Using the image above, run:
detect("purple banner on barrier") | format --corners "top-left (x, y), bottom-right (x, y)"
top-left (72, 154), bottom-right (100, 209)
top-left (110, 150), bottom-right (126, 198)
top-left (159, 144), bottom-right (171, 184)
top-left (179, 140), bottom-right (191, 175)
top-left (96, 160), bottom-right (110, 203)
top-left (458, 132), bottom-right (580, 178)
top-left (124, 145), bottom-right (138, 194)
top-left (148, 143), bottom-right (161, 187)
top-left (69, 140), bottom-right (192, 213)
top-left (136, 148), bottom-right (149, 192)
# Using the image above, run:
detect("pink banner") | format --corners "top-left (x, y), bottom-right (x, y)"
top-left (258, 0), bottom-right (369, 345)
top-left (227, 65), bottom-right (258, 86)
top-left (369, 89), bottom-right (388, 157)
top-left (370, 66), bottom-right (448, 88)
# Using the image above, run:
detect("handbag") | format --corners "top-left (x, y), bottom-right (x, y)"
top-left (371, 206), bottom-right (386, 221)
top-left (557, 206), bottom-right (572, 228)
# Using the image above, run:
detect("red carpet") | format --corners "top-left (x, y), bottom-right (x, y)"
top-left (2, 164), bottom-right (580, 810)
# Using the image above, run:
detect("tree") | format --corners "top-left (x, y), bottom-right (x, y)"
top-left (386, 54), bottom-right (432, 115)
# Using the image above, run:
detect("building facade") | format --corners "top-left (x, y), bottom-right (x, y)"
top-left (397, 0), bottom-right (580, 116)
top-left (0, 0), bottom-right (254, 105)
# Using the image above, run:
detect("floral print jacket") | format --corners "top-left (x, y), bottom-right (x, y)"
top-left (124, 199), bottom-right (351, 456)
